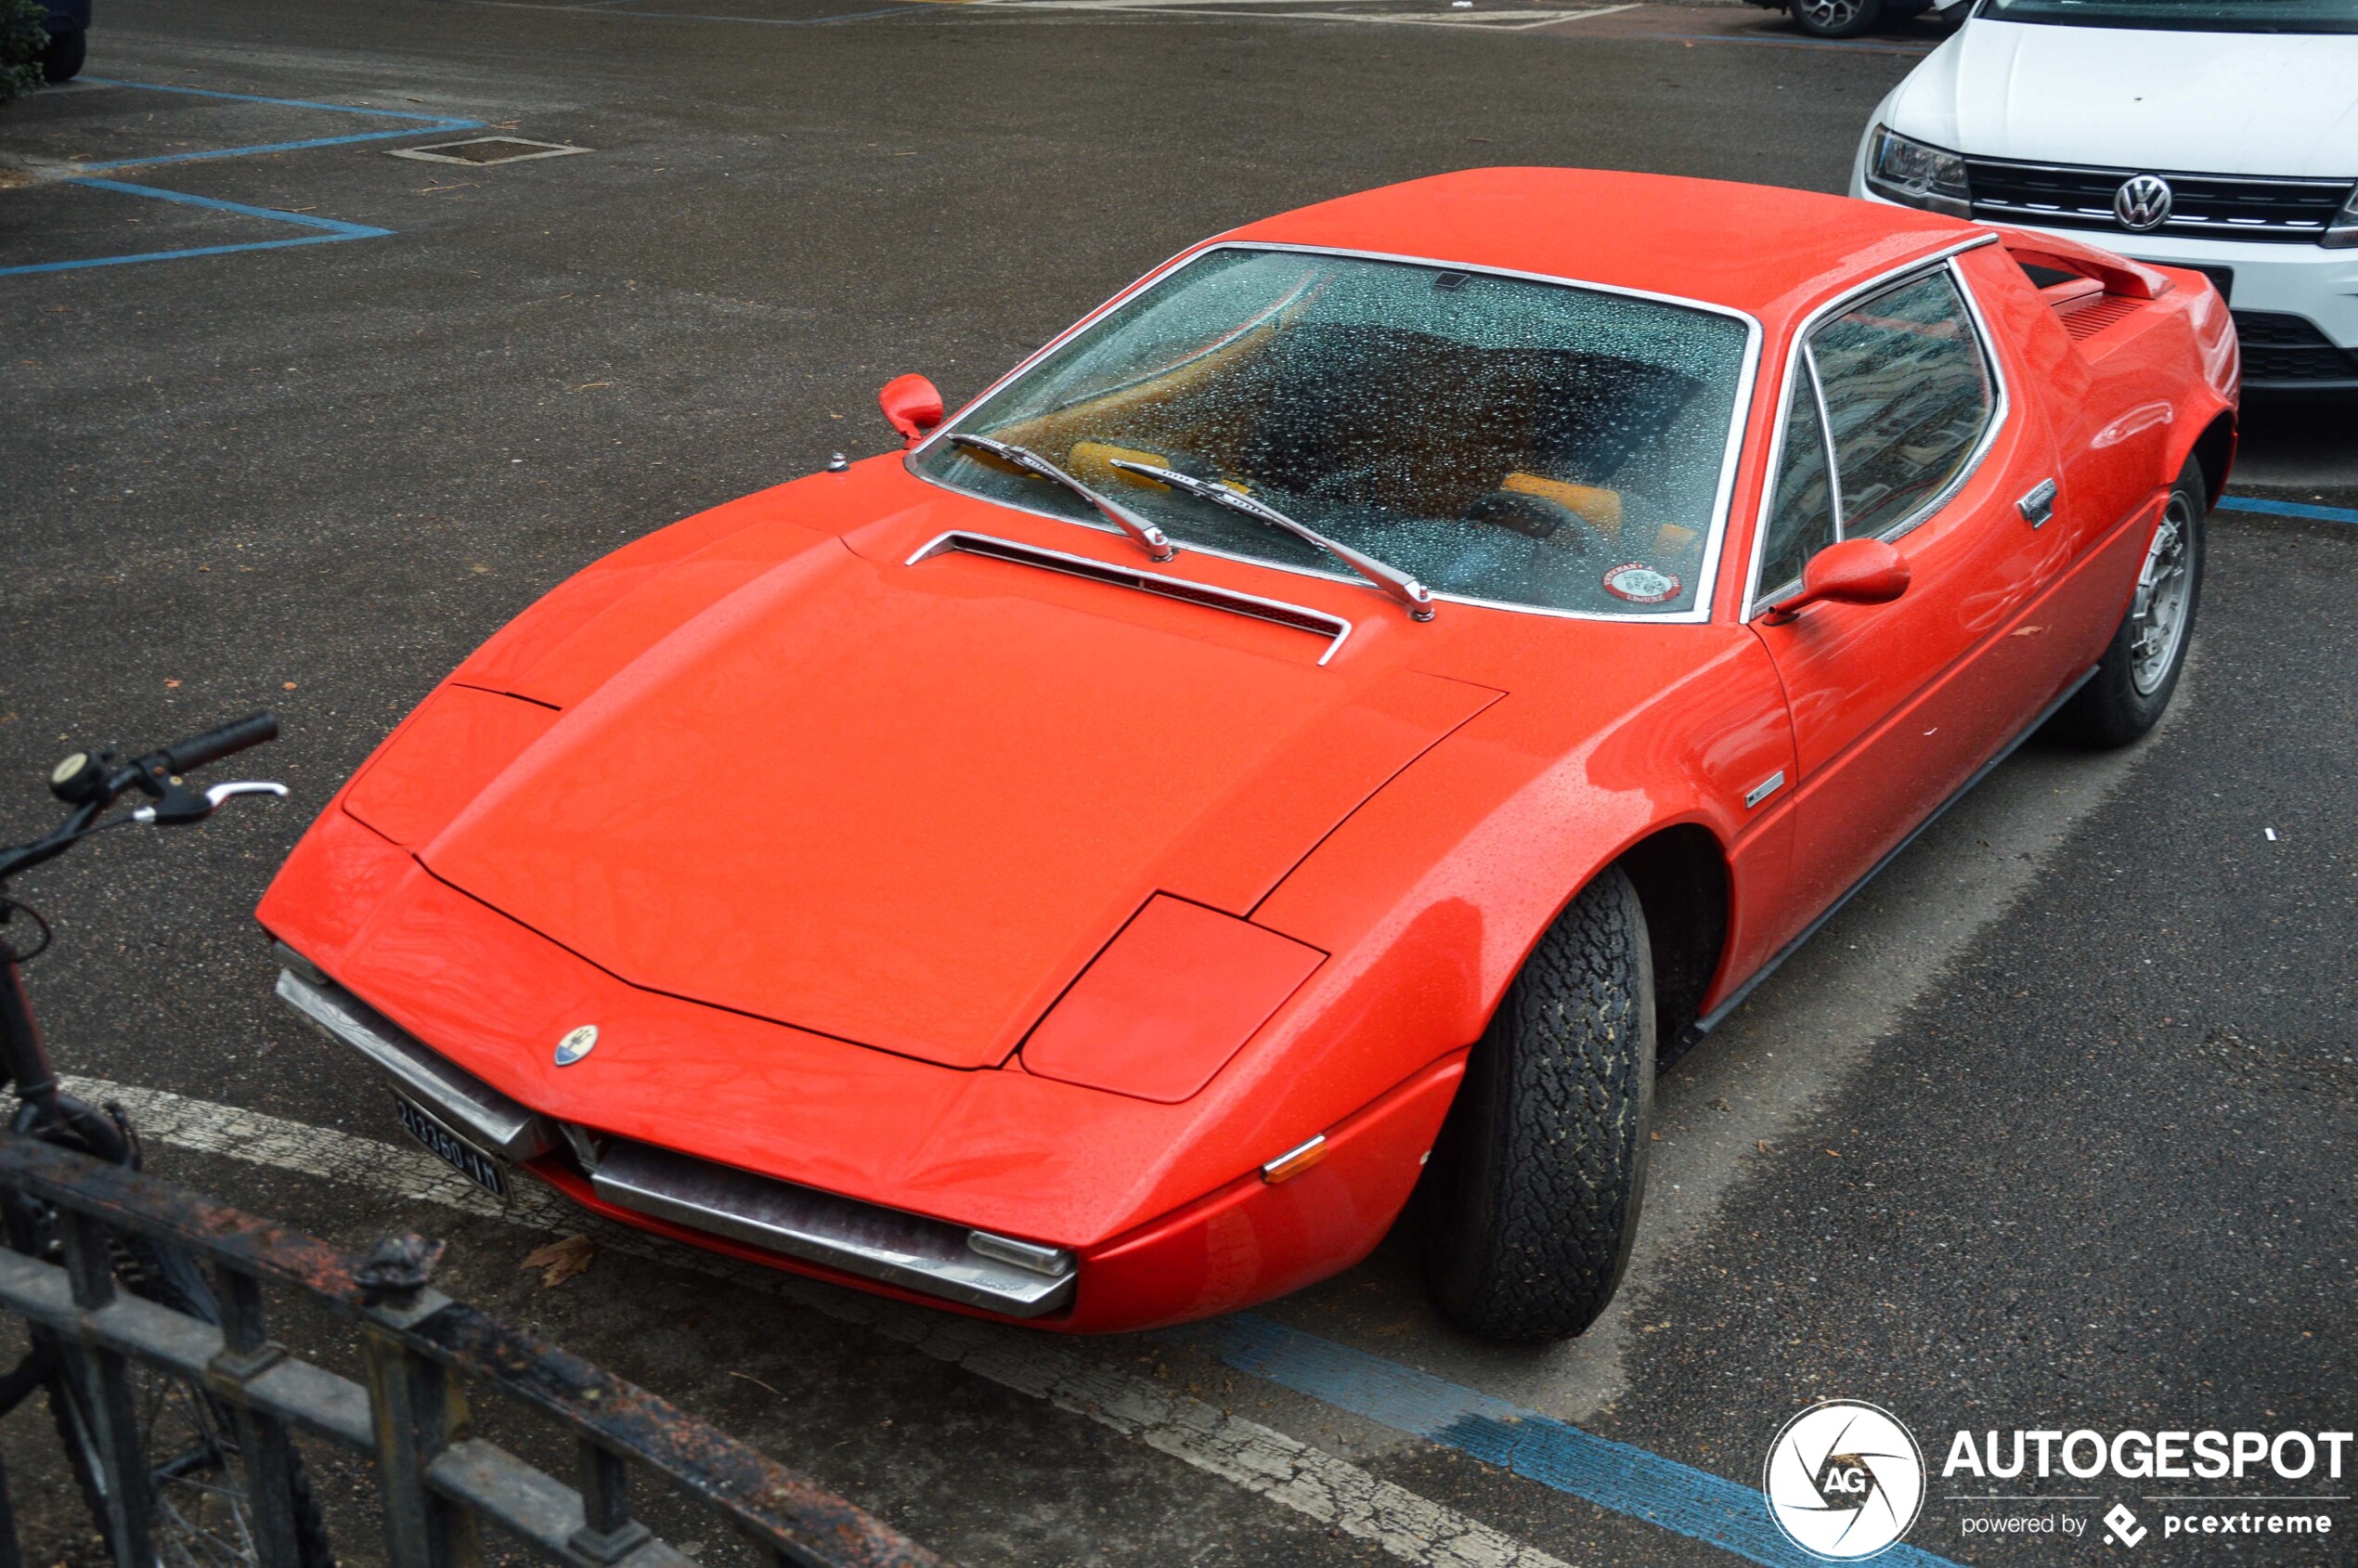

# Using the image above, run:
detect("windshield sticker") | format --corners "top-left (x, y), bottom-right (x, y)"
top-left (1602, 563), bottom-right (1681, 603)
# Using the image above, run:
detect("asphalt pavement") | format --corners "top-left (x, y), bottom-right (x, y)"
top-left (1, 2), bottom-right (2352, 1565)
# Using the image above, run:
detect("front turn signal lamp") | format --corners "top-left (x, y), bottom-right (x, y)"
top-left (1865, 125), bottom-right (1973, 220)
top-left (2325, 183), bottom-right (2358, 250)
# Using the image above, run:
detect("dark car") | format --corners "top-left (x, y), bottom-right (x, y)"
top-left (1747, 0), bottom-right (1959, 40)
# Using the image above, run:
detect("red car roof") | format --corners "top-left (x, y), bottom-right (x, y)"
top-left (1224, 167), bottom-right (1977, 327)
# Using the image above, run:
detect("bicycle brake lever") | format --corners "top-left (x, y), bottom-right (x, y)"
top-left (204, 781), bottom-right (289, 808)
top-left (130, 781), bottom-right (287, 824)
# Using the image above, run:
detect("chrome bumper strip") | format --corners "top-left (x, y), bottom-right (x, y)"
top-left (273, 960), bottom-right (555, 1160)
top-left (590, 1141), bottom-right (1076, 1318)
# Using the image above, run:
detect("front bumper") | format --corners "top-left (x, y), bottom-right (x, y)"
top-left (277, 959), bottom-right (1078, 1317)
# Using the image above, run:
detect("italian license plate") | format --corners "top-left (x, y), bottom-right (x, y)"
top-left (395, 1094), bottom-right (509, 1199)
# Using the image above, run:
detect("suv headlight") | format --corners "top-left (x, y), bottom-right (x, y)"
top-left (2325, 182), bottom-right (2358, 250)
top-left (1865, 125), bottom-right (1973, 219)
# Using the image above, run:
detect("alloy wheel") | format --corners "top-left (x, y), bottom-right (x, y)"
top-left (2128, 492), bottom-right (2195, 695)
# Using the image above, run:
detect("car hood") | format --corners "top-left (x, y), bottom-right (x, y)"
top-left (397, 489), bottom-right (1499, 1070)
top-left (1887, 19), bottom-right (2358, 176)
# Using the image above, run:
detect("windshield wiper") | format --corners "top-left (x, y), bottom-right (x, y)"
top-left (948, 434), bottom-right (1176, 563)
top-left (1106, 460), bottom-right (1435, 622)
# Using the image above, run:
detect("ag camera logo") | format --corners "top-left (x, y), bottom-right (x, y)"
top-left (1764, 1400), bottom-right (1926, 1560)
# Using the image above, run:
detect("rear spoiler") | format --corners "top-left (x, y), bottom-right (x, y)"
top-left (1992, 227), bottom-right (2173, 301)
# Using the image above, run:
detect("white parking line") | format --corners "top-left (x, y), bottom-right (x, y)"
top-left (71, 1076), bottom-right (1571, 1568)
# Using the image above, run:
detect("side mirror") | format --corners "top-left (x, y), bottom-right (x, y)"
top-left (878, 374), bottom-right (944, 446)
top-left (1766, 537), bottom-right (1910, 622)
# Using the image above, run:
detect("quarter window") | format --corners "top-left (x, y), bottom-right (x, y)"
top-left (1810, 271), bottom-right (1993, 539)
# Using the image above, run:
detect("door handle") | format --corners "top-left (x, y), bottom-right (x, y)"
top-left (2016, 478), bottom-right (2058, 527)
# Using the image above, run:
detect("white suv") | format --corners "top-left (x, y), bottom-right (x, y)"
top-left (1851, 0), bottom-right (2358, 393)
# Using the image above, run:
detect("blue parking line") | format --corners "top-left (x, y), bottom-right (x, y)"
top-left (80, 77), bottom-right (479, 121)
top-left (71, 77), bottom-right (484, 170)
top-left (2, 78), bottom-right (486, 278)
top-left (0, 178), bottom-right (394, 277)
top-left (1197, 1315), bottom-right (1969, 1568)
top-left (2217, 494), bottom-right (2358, 525)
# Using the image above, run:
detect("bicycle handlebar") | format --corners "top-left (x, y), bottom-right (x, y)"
top-left (159, 713), bottom-right (279, 775)
top-left (0, 710), bottom-right (284, 888)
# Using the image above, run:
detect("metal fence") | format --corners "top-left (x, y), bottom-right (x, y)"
top-left (0, 1132), bottom-right (948, 1568)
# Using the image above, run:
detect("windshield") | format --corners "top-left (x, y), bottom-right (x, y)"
top-left (1980, 0), bottom-right (2358, 32)
top-left (910, 248), bottom-right (1753, 618)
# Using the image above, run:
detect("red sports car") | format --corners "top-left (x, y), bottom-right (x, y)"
top-left (261, 169), bottom-right (2235, 1341)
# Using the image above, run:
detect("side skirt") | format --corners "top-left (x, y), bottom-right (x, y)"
top-left (1679, 662), bottom-right (2099, 1049)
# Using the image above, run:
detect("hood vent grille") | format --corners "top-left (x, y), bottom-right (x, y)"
top-left (906, 530), bottom-right (1354, 666)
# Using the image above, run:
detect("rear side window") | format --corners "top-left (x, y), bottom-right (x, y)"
top-left (1752, 265), bottom-right (1996, 606)
top-left (1809, 271), bottom-right (1994, 538)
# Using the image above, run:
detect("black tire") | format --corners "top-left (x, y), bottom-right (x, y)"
top-left (1417, 866), bottom-right (1655, 1342)
top-left (1791, 0), bottom-right (1882, 36)
top-left (40, 28), bottom-right (85, 84)
top-left (2052, 460), bottom-right (2206, 749)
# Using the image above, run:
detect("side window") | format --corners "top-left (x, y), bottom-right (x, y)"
top-left (1808, 270), bottom-right (1993, 538)
top-left (1756, 369), bottom-right (1836, 601)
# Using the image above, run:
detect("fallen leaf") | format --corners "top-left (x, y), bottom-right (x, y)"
top-left (164, 679), bottom-right (182, 689)
top-left (522, 1234), bottom-right (595, 1288)
top-left (1824, 1149), bottom-right (1841, 1158)
top-left (1756, 1140), bottom-right (1771, 1154)
top-left (282, 681), bottom-right (298, 691)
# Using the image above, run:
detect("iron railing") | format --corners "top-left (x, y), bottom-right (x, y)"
top-left (0, 1132), bottom-right (948, 1568)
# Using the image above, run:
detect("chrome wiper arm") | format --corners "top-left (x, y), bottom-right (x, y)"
top-left (1107, 460), bottom-right (1435, 623)
top-left (948, 434), bottom-right (1175, 563)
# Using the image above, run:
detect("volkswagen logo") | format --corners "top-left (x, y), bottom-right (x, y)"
top-left (2114, 174), bottom-right (2174, 232)
top-left (554, 1025), bottom-right (599, 1066)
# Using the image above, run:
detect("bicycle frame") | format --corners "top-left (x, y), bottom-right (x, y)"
top-left (0, 946), bottom-right (129, 1162)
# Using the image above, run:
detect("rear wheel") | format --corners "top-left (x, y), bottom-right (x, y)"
top-left (1417, 867), bottom-right (1654, 1342)
top-left (2052, 460), bottom-right (2205, 748)
top-left (1791, 0), bottom-right (1881, 36)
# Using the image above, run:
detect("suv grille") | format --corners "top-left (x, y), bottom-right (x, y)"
top-left (2232, 310), bottom-right (2358, 386)
top-left (1964, 158), bottom-right (2354, 244)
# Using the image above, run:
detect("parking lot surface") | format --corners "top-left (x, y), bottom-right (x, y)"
top-left (2, 2), bottom-right (2352, 1564)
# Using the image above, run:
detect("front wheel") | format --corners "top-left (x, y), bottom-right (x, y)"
top-left (1791, 0), bottom-right (1882, 37)
top-left (2052, 460), bottom-right (2206, 748)
top-left (1416, 866), bottom-right (1655, 1342)
top-left (43, 1234), bottom-right (333, 1568)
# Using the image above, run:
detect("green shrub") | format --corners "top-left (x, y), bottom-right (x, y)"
top-left (0, 0), bottom-right (48, 109)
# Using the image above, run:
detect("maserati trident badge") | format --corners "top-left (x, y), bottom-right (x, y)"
top-left (554, 1025), bottom-right (599, 1066)
top-left (2114, 174), bottom-right (2173, 232)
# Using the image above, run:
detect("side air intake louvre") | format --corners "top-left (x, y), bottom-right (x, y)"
top-left (2056, 293), bottom-right (2144, 342)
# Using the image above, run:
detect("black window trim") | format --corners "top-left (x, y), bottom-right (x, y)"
top-left (1743, 236), bottom-right (2010, 619)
